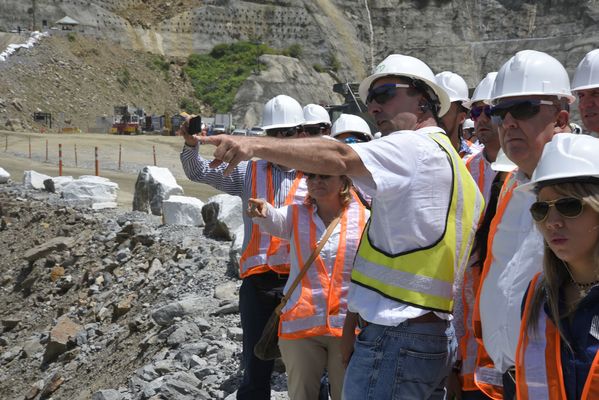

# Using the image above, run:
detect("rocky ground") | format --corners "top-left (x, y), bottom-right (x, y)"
top-left (0, 180), bottom-right (289, 400)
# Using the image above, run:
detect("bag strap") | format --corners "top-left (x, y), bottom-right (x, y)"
top-left (274, 214), bottom-right (341, 315)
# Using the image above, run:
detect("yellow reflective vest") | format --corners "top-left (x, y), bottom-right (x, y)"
top-left (351, 132), bottom-right (484, 313)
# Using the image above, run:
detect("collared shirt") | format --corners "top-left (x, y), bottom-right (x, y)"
top-left (345, 126), bottom-right (454, 326)
top-left (180, 144), bottom-right (301, 250)
top-left (479, 170), bottom-right (544, 372)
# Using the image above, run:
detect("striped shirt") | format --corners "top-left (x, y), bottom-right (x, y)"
top-left (180, 144), bottom-right (301, 250)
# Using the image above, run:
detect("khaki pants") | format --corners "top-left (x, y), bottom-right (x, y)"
top-left (279, 335), bottom-right (346, 400)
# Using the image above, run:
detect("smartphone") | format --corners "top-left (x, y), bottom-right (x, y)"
top-left (188, 116), bottom-right (202, 135)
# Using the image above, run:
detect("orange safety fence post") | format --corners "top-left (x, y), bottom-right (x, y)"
top-left (95, 146), bottom-right (99, 176)
top-left (58, 144), bottom-right (63, 176)
top-left (118, 144), bottom-right (122, 171)
top-left (153, 145), bottom-right (157, 166)
top-left (74, 144), bottom-right (78, 167)
top-left (45, 139), bottom-right (48, 162)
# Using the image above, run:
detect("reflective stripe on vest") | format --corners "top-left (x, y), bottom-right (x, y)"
top-left (279, 195), bottom-right (367, 339)
top-left (239, 161), bottom-right (307, 278)
top-left (459, 262), bottom-right (484, 391)
top-left (470, 171), bottom-right (517, 399)
top-left (516, 273), bottom-right (599, 400)
top-left (465, 152), bottom-right (497, 211)
top-left (351, 132), bottom-right (484, 313)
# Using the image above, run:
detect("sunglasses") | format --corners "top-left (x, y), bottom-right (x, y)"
top-left (529, 197), bottom-right (584, 222)
top-left (490, 99), bottom-right (556, 125)
top-left (470, 105), bottom-right (491, 121)
top-left (366, 83), bottom-right (410, 105)
top-left (266, 127), bottom-right (300, 137)
top-left (303, 125), bottom-right (326, 136)
top-left (304, 173), bottom-right (332, 180)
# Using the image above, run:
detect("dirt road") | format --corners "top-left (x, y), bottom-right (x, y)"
top-left (0, 130), bottom-right (222, 208)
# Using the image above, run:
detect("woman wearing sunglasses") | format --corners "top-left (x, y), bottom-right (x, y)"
top-left (247, 173), bottom-right (369, 400)
top-left (515, 134), bottom-right (599, 399)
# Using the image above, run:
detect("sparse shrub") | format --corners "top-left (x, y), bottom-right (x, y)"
top-left (67, 32), bottom-right (76, 42)
top-left (179, 98), bottom-right (199, 113)
top-left (313, 63), bottom-right (326, 73)
top-left (284, 44), bottom-right (302, 59)
top-left (117, 67), bottom-right (131, 88)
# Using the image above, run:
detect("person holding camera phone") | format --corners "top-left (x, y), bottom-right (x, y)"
top-left (180, 95), bottom-right (319, 400)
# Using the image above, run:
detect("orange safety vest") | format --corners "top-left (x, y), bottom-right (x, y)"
top-left (470, 171), bottom-right (518, 399)
top-left (516, 273), bottom-right (599, 400)
top-left (459, 152), bottom-right (499, 391)
top-left (239, 161), bottom-right (307, 278)
top-left (465, 151), bottom-right (496, 206)
top-left (279, 193), bottom-right (368, 339)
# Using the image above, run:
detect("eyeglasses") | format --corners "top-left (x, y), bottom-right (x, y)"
top-left (366, 83), bottom-right (410, 105)
top-left (490, 99), bottom-right (557, 125)
top-left (266, 127), bottom-right (300, 137)
top-left (470, 105), bottom-right (491, 121)
top-left (529, 197), bottom-right (584, 222)
top-left (304, 173), bottom-right (332, 180)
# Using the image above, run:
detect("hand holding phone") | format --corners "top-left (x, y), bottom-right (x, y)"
top-left (188, 116), bottom-right (202, 136)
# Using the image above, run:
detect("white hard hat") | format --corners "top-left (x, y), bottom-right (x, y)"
top-left (435, 71), bottom-right (470, 106)
top-left (374, 131), bottom-right (382, 139)
top-left (518, 133), bottom-right (599, 191)
top-left (491, 148), bottom-right (517, 172)
top-left (463, 118), bottom-right (475, 130)
top-left (491, 50), bottom-right (575, 104)
top-left (358, 54), bottom-right (451, 116)
top-left (303, 104), bottom-right (331, 126)
top-left (463, 72), bottom-right (498, 108)
top-left (331, 114), bottom-right (373, 141)
top-left (261, 95), bottom-right (305, 130)
top-left (572, 49), bottom-right (599, 92)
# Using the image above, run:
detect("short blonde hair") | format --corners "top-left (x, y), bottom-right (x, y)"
top-left (305, 175), bottom-right (353, 207)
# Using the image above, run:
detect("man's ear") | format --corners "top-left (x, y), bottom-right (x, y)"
top-left (555, 110), bottom-right (570, 133)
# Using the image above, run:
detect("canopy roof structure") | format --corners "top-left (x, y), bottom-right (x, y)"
top-left (56, 16), bottom-right (80, 26)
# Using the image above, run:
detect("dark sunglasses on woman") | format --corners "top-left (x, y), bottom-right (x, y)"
top-left (366, 83), bottom-right (410, 105)
top-left (490, 99), bottom-right (557, 125)
top-left (529, 197), bottom-right (584, 222)
top-left (304, 173), bottom-right (332, 180)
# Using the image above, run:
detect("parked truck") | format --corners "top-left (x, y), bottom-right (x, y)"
top-left (214, 113), bottom-right (232, 134)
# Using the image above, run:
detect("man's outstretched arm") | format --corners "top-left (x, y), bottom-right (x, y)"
top-left (199, 135), bottom-right (370, 177)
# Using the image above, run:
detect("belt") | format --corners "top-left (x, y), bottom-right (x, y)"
top-left (256, 270), bottom-right (289, 281)
top-left (357, 312), bottom-right (445, 329)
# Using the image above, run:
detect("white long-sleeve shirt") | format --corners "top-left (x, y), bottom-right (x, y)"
top-left (479, 170), bottom-right (544, 373)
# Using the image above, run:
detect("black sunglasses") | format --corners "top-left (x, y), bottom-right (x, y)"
top-left (366, 83), bottom-right (410, 105)
top-left (490, 99), bottom-right (556, 125)
top-left (470, 105), bottom-right (492, 121)
top-left (529, 197), bottom-right (584, 222)
top-left (266, 127), bottom-right (300, 137)
top-left (303, 125), bottom-right (327, 136)
top-left (304, 173), bottom-right (332, 180)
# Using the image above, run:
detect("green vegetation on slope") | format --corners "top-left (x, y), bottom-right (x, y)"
top-left (184, 41), bottom-right (302, 113)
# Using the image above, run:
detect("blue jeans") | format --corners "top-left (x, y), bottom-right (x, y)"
top-left (342, 319), bottom-right (457, 400)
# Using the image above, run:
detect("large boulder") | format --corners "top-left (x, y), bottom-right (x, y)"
top-left (228, 224), bottom-right (244, 278)
top-left (23, 170), bottom-right (52, 190)
top-left (61, 176), bottom-right (119, 208)
top-left (0, 167), bottom-right (10, 183)
top-left (43, 176), bottom-right (74, 193)
top-left (201, 194), bottom-right (243, 241)
top-left (132, 166), bottom-right (183, 216)
top-left (162, 195), bottom-right (205, 226)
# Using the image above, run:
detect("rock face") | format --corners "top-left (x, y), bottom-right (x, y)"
top-left (201, 194), bottom-right (243, 242)
top-left (0, 0), bottom-right (597, 87)
top-left (233, 54), bottom-right (344, 128)
top-left (162, 195), bottom-right (205, 227)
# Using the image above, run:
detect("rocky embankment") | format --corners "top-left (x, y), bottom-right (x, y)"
top-left (0, 180), bottom-right (289, 400)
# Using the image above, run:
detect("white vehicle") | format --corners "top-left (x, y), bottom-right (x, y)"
top-left (231, 128), bottom-right (247, 136)
top-left (247, 126), bottom-right (265, 136)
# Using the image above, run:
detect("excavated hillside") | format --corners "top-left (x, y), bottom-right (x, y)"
top-left (0, 33), bottom-right (198, 132)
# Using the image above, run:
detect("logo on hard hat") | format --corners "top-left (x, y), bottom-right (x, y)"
top-left (375, 64), bottom-right (386, 73)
